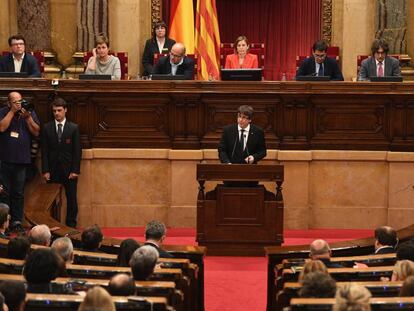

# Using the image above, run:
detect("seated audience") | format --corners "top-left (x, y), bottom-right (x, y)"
top-left (0, 293), bottom-right (7, 311)
top-left (299, 271), bottom-right (337, 298)
top-left (374, 226), bottom-right (398, 254)
top-left (224, 35), bottom-right (258, 69)
top-left (23, 248), bottom-right (68, 293)
top-left (333, 283), bottom-right (372, 311)
top-left (397, 240), bottom-right (414, 261)
top-left (296, 40), bottom-right (344, 81)
top-left (142, 20), bottom-right (176, 76)
top-left (145, 220), bottom-right (173, 258)
top-left (81, 224), bottom-right (103, 252)
top-left (0, 204), bottom-right (10, 239)
top-left (309, 239), bottom-right (342, 268)
top-left (0, 280), bottom-right (26, 311)
top-left (7, 236), bottom-right (30, 260)
top-left (130, 245), bottom-right (159, 281)
top-left (152, 42), bottom-right (194, 80)
top-left (391, 259), bottom-right (414, 281)
top-left (0, 34), bottom-right (41, 77)
top-left (28, 224), bottom-right (51, 246)
top-left (116, 238), bottom-right (140, 267)
top-left (78, 286), bottom-right (115, 311)
top-left (298, 259), bottom-right (329, 282)
top-left (400, 275), bottom-right (414, 297)
top-left (358, 38), bottom-right (401, 81)
top-left (51, 236), bottom-right (74, 263)
top-left (107, 273), bottom-right (136, 296)
top-left (85, 34), bottom-right (121, 80)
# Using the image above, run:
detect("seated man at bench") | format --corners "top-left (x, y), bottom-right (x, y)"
top-left (145, 220), bottom-right (173, 258)
top-left (130, 245), bottom-right (159, 281)
top-left (108, 273), bottom-right (136, 296)
top-left (0, 203), bottom-right (10, 239)
top-left (374, 226), bottom-right (398, 254)
top-left (309, 239), bottom-right (342, 268)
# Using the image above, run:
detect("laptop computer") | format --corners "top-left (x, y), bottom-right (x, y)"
top-left (78, 74), bottom-right (112, 80)
top-left (295, 76), bottom-right (330, 81)
top-left (0, 72), bottom-right (29, 78)
top-left (370, 76), bottom-right (403, 82)
top-left (221, 69), bottom-right (262, 81)
top-left (151, 74), bottom-right (186, 80)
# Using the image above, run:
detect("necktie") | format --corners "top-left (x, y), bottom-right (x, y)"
top-left (57, 123), bottom-right (63, 142)
top-left (240, 129), bottom-right (245, 153)
top-left (378, 62), bottom-right (384, 77)
top-left (318, 64), bottom-right (324, 77)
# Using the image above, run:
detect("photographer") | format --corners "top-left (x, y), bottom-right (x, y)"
top-left (0, 92), bottom-right (40, 232)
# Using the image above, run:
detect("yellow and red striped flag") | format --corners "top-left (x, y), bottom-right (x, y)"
top-left (169, 0), bottom-right (195, 54)
top-left (195, 0), bottom-right (221, 80)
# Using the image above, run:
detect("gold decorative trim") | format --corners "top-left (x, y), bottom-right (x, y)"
top-left (151, 0), bottom-right (162, 26)
top-left (322, 0), bottom-right (332, 44)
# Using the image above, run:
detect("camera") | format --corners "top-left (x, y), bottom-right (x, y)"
top-left (19, 99), bottom-right (34, 112)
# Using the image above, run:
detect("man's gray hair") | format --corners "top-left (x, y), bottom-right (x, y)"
top-left (51, 237), bottom-right (74, 262)
top-left (129, 245), bottom-right (159, 280)
top-left (29, 224), bottom-right (52, 246)
top-left (145, 220), bottom-right (167, 241)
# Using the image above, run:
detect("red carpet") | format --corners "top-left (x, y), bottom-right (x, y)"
top-left (102, 227), bottom-right (372, 311)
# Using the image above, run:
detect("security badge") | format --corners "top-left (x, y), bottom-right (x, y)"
top-left (10, 131), bottom-right (19, 138)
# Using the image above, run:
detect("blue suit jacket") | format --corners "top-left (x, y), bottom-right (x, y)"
top-left (0, 53), bottom-right (41, 77)
top-left (296, 56), bottom-right (344, 81)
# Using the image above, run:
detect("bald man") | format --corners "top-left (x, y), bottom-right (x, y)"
top-left (374, 226), bottom-right (398, 254)
top-left (28, 224), bottom-right (51, 246)
top-left (152, 42), bottom-right (194, 80)
top-left (309, 239), bottom-right (342, 268)
top-left (108, 273), bottom-right (136, 296)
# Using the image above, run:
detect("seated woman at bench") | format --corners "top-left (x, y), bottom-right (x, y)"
top-left (333, 283), bottom-right (371, 311)
top-left (79, 286), bottom-right (115, 311)
top-left (225, 35), bottom-right (258, 69)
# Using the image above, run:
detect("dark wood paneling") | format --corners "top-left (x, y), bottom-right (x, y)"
top-left (2, 79), bottom-right (414, 150)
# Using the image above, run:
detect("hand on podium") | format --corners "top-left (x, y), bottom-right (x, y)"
top-left (245, 155), bottom-right (254, 164)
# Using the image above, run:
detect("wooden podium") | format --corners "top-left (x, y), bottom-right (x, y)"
top-left (196, 164), bottom-right (284, 256)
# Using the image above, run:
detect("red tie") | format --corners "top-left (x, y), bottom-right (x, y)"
top-left (378, 62), bottom-right (384, 77)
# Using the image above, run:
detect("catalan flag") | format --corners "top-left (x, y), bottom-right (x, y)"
top-left (169, 0), bottom-right (195, 54)
top-left (195, 0), bottom-right (221, 80)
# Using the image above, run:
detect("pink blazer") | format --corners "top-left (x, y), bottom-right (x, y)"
top-left (225, 53), bottom-right (259, 69)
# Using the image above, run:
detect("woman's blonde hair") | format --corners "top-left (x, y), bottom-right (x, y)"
top-left (298, 259), bottom-right (329, 282)
top-left (392, 260), bottom-right (414, 281)
top-left (78, 286), bottom-right (115, 311)
top-left (333, 283), bottom-right (372, 311)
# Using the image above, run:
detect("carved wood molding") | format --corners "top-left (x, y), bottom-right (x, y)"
top-left (322, 0), bottom-right (332, 44)
top-left (151, 0), bottom-right (162, 26)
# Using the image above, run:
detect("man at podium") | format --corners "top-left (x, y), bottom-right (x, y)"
top-left (218, 105), bottom-right (266, 164)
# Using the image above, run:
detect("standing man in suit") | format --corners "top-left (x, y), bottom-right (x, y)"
top-left (296, 40), bottom-right (344, 81)
top-left (358, 39), bottom-right (401, 81)
top-left (41, 97), bottom-right (81, 228)
top-left (218, 105), bottom-right (266, 165)
top-left (152, 42), bottom-right (194, 80)
top-left (0, 34), bottom-right (41, 78)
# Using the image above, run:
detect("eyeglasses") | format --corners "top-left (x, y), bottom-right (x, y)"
top-left (313, 53), bottom-right (326, 59)
top-left (11, 42), bottom-right (25, 46)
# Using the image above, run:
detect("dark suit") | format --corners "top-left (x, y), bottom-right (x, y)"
top-left (218, 124), bottom-right (266, 164)
top-left (358, 56), bottom-right (401, 81)
top-left (375, 246), bottom-right (395, 254)
top-left (142, 38), bottom-right (176, 75)
top-left (153, 55), bottom-right (194, 80)
top-left (41, 120), bottom-right (81, 228)
top-left (144, 242), bottom-right (173, 258)
top-left (296, 56), bottom-right (344, 81)
top-left (0, 53), bottom-right (41, 77)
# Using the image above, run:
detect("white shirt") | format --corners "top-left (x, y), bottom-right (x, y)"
top-left (55, 118), bottom-right (66, 133)
top-left (13, 53), bottom-right (24, 72)
top-left (156, 38), bottom-right (165, 54)
top-left (315, 61), bottom-right (324, 76)
top-left (170, 58), bottom-right (184, 76)
top-left (238, 124), bottom-right (250, 150)
top-left (376, 59), bottom-right (385, 76)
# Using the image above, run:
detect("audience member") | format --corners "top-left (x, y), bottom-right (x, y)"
top-left (0, 280), bottom-right (26, 311)
top-left (85, 34), bottom-right (121, 80)
top-left (0, 91), bottom-right (40, 233)
top-left (400, 275), bottom-right (414, 297)
top-left (298, 259), bottom-right (329, 282)
top-left (358, 38), bottom-right (401, 81)
top-left (309, 239), bottom-right (342, 268)
top-left (333, 283), bottom-right (372, 311)
top-left (81, 224), bottom-right (103, 252)
top-left (78, 286), bottom-right (115, 311)
top-left (0, 293), bottom-right (7, 311)
top-left (152, 42), bottom-right (194, 80)
top-left (299, 271), bottom-right (337, 298)
top-left (374, 226), bottom-right (398, 254)
top-left (144, 220), bottom-right (172, 258)
top-left (107, 273), bottom-right (136, 296)
top-left (397, 240), bottom-right (414, 261)
top-left (130, 245), bottom-right (159, 281)
top-left (116, 238), bottom-right (140, 267)
top-left (142, 20), bottom-right (176, 76)
top-left (224, 35), bottom-right (258, 69)
top-left (28, 224), bottom-right (51, 246)
top-left (51, 236), bottom-right (74, 263)
top-left (0, 203), bottom-right (10, 239)
top-left (7, 236), bottom-right (30, 260)
top-left (296, 40), bottom-right (344, 81)
top-left (0, 34), bottom-right (41, 77)
top-left (391, 259), bottom-right (414, 281)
